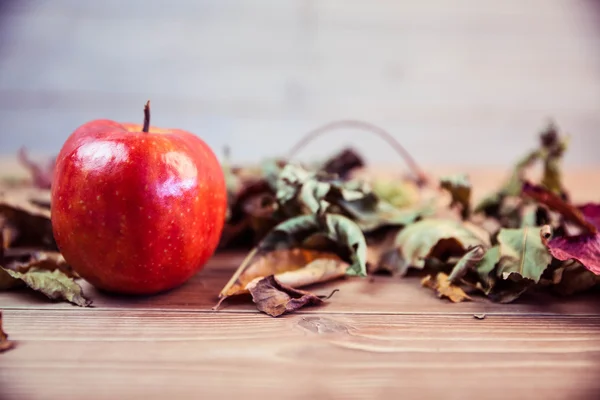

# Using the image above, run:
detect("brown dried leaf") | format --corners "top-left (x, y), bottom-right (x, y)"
top-left (0, 311), bottom-right (16, 353)
top-left (246, 275), bottom-right (338, 317)
top-left (421, 272), bottom-right (472, 303)
top-left (2, 267), bottom-right (92, 307)
top-left (218, 248), bottom-right (344, 299)
top-left (3, 249), bottom-right (78, 278)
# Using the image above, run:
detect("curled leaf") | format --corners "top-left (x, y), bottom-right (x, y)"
top-left (448, 245), bottom-right (485, 283)
top-left (319, 147), bottom-right (365, 179)
top-left (393, 218), bottom-right (487, 270)
top-left (2, 267), bottom-right (92, 307)
top-left (440, 174), bottom-right (471, 219)
top-left (0, 311), bottom-right (15, 353)
top-left (421, 272), bottom-right (471, 303)
top-left (495, 225), bottom-right (553, 282)
top-left (552, 262), bottom-right (600, 296)
top-left (254, 213), bottom-right (367, 277)
top-left (246, 275), bottom-right (338, 317)
top-left (218, 248), bottom-right (344, 299)
top-left (544, 234), bottom-right (600, 275)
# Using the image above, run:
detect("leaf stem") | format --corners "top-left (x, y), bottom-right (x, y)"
top-left (142, 100), bottom-right (151, 133)
top-left (287, 120), bottom-right (428, 186)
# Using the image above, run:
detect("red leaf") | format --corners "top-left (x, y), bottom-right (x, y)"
top-left (522, 182), bottom-right (596, 234)
top-left (545, 234), bottom-right (600, 275)
top-left (578, 203), bottom-right (600, 231)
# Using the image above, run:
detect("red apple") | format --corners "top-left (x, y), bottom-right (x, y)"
top-left (50, 102), bottom-right (227, 295)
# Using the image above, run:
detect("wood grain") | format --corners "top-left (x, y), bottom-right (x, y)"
top-left (2, 253), bottom-right (600, 316)
top-left (2, 310), bottom-right (600, 400)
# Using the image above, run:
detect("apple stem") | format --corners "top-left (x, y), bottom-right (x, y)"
top-left (143, 100), bottom-right (151, 133)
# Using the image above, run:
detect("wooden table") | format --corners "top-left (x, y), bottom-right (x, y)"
top-left (2, 167), bottom-right (600, 400)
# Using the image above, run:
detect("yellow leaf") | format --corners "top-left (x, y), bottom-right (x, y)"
top-left (421, 272), bottom-right (471, 303)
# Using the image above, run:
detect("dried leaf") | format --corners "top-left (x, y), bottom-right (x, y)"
top-left (495, 226), bottom-right (553, 282)
top-left (0, 311), bottom-right (15, 353)
top-left (552, 262), bottom-right (600, 296)
top-left (522, 182), bottom-right (596, 234)
top-left (475, 122), bottom-right (568, 215)
top-left (370, 178), bottom-right (420, 209)
top-left (440, 174), bottom-right (471, 219)
top-left (544, 233), bottom-right (600, 275)
top-left (319, 147), bottom-right (365, 179)
top-left (246, 275), bottom-right (337, 317)
top-left (2, 249), bottom-right (78, 278)
top-left (274, 258), bottom-right (349, 288)
top-left (421, 272), bottom-right (471, 303)
top-left (218, 248), bottom-right (344, 298)
top-left (2, 267), bottom-right (92, 307)
top-left (393, 218), bottom-right (487, 270)
top-left (253, 213), bottom-right (367, 277)
top-left (448, 245), bottom-right (486, 283)
top-left (474, 245), bottom-right (501, 292)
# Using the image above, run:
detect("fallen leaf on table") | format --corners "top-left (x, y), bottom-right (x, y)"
top-left (251, 213), bottom-right (367, 277)
top-left (0, 311), bottom-right (15, 353)
top-left (390, 218), bottom-right (488, 273)
top-left (421, 272), bottom-right (471, 303)
top-left (2, 249), bottom-right (78, 278)
top-left (216, 213), bottom-right (367, 308)
top-left (551, 262), bottom-right (600, 296)
top-left (274, 258), bottom-right (349, 288)
top-left (2, 267), bottom-right (92, 307)
top-left (544, 233), bottom-right (600, 275)
top-left (473, 245), bottom-right (501, 293)
top-left (522, 182), bottom-right (596, 234)
top-left (246, 275), bottom-right (338, 317)
top-left (495, 225), bottom-right (553, 282)
top-left (440, 173), bottom-right (471, 219)
top-left (218, 248), bottom-right (345, 299)
top-left (448, 245), bottom-right (486, 283)
top-left (470, 226), bottom-right (553, 303)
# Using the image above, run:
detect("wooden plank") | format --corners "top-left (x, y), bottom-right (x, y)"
top-left (2, 310), bottom-right (600, 399)
top-left (2, 251), bottom-right (600, 315)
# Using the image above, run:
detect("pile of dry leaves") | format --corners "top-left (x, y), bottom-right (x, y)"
top-left (1, 122), bottom-right (599, 324)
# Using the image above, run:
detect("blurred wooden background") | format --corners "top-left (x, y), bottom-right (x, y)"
top-left (0, 0), bottom-right (599, 167)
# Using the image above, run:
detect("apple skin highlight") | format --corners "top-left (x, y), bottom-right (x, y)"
top-left (50, 106), bottom-right (227, 295)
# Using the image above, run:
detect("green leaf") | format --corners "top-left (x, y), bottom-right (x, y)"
top-left (474, 245), bottom-right (501, 292)
top-left (393, 218), bottom-right (487, 270)
top-left (495, 226), bottom-right (553, 282)
top-left (254, 213), bottom-right (367, 277)
top-left (2, 267), bottom-right (92, 307)
top-left (440, 174), bottom-right (471, 219)
top-left (448, 245), bottom-right (485, 283)
top-left (370, 178), bottom-right (420, 209)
